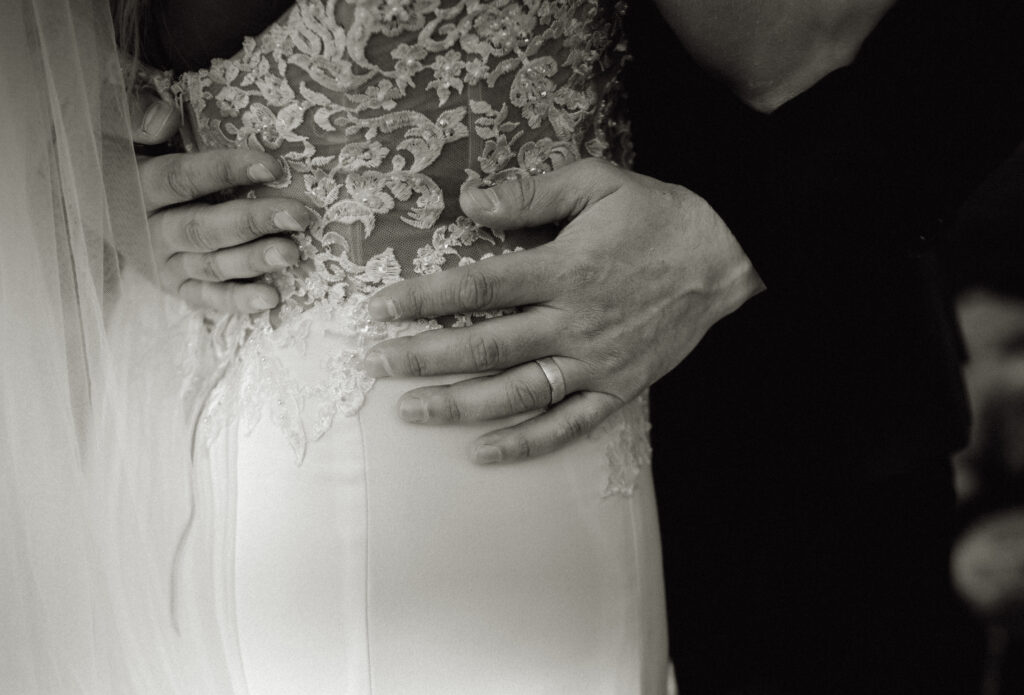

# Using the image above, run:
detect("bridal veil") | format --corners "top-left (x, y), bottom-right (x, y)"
top-left (0, 0), bottom-right (233, 691)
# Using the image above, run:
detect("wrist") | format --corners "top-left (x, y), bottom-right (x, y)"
top-left (706, 239), bottom-right (764, 328)
top-left (685, 190), bottom-right (765, 322)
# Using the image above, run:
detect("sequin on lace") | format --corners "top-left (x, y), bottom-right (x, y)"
top-left (172, 0), bottom-right (649, 489)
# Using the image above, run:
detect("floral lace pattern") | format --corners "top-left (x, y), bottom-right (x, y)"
top-left (199, 291), bottom-right (440, 462)
top-left (174, 0), bottom-right (649, 489)
top-left (594, 394), bottom-right (651, 497)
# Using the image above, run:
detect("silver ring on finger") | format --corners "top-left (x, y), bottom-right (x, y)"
top-left (534, 357), bottom-right (567, 406)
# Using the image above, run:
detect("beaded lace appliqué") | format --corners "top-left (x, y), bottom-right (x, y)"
top-left (175, 0), bottom-right (649, 489)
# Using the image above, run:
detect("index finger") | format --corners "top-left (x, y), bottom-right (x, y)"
top-left (367, 246), bottom-right (559, 321)
top-left (138, 150), bottom-right (284, 212)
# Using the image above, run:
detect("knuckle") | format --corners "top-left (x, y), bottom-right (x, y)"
top-left (505, 377), bottom-right (542, 413)
top-left (506, 432), bottom-right (533, 461)
top-left (455, 269), bottom-right (496, 309)
top-left (513, 174), bottom-right (538, 211)
top-left (554, 410), bottom-right (592, 443)
top-left (182, 217), bottom-right (211, 251)
top-left (569, 306), bottom-right (606, 342)
top-left (561, 258), bottom-right (601, 291)
top-left (208, 156), bottom-right (235, 189)
top-left (200, 253), bottom-right (227, 282)
top-left (401, 285), bottom-right (427, 318)
top-left (426, 393), bottom-right (461, 423)
top-left (603, 339), bottom-right (633, 368)
top-left (239, 208), bottom-right (267, 243)
top-left (165, 161), bottom-right (203, 201)
top-left (398, 349), bottom-right (427, 377)
top-left (465, 333), bottom-right (504, 371)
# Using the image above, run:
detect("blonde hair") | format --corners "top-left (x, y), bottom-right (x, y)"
top-left (109, 0), bottom-right (149, 57)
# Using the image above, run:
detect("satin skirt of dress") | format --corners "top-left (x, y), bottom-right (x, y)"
top-left (182, 320), bottom-right (668, 694)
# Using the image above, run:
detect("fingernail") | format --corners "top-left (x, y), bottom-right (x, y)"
top-left (368, 296), bottom-right (400, 321)
top-left (472, 445), bottom-right (503, 464)
top-left (399, 397), bottom-right (428, 423)
top-left (141, 101), bottom-right (174, 136)
top-left (264, 246), bottom-right (290, 268)
top-left (463, 185), bottom-right (499, 213)
top-left (247, 162), bottom-right (277, 183)
top-left (363, 351), bottom-right (393, 377)
top-left (272, 210), bottom-right (306, 232)
top-left (251, 294), bottom-right (276, 311)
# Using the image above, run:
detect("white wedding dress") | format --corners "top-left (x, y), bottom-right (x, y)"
top-left (167, 1), bottom-right (668, 692)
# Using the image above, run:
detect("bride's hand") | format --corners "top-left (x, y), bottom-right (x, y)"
top-left (129, 91), bottom-right (306, 313)
top-left (363, 158), bottom-right (765, 463)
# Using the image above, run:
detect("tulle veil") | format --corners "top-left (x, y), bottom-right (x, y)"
top-left (0, 0), bottom-right (235, 691)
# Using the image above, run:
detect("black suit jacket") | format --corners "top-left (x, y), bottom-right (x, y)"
top-left (625, 0), bottom-right (1024, 499)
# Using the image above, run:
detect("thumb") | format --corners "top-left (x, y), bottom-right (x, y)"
top-left (459, 158), bottom-right (622, 231)
top-left (129, 89), bottom-right (181, 146)
top-left (119, 51), bottom-right (181, 145)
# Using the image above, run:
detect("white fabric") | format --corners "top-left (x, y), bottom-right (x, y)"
top-left (189, 330), bottom-right (668, 694)
top-left (0, 1), bottom-right (232, 692)
top-left (0, 0), bottom-right (670, 691)
top-left (164, 1), bottom-right (669, 689)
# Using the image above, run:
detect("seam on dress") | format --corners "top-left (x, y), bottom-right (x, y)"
top-left (357, 407), bottom-right (374, 693)
top-left (626, 486), bottom-right (645, 694)
top-left (223, 418), bottom-right (252, 695)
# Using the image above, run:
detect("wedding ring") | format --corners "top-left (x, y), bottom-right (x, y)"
top-left (535, 357), bottom-right (567, 406)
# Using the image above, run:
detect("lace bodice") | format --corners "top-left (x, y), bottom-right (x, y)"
top-left (170, 0), bottom-right (649, 488)
top-left (170, 0), bottom-right (630, 318)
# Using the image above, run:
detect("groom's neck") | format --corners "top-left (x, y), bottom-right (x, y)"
top-left (651, 0), bottom-right (897, 113)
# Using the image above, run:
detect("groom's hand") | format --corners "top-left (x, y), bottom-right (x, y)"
top-left (364, 158), bottom-right (765, 463)
top-left (129, 91), bottom-right (304, 313)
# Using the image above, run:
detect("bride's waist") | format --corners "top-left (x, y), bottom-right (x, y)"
top-left (244, 289), bottom-right (433, 353)
top-left (202, 294), bottom-right (652, 488)
top-left (261, 210), bottom-right (552, 322)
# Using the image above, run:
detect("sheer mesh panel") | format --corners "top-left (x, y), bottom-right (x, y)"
top-left (171, 0), bottom-right (630, 311)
